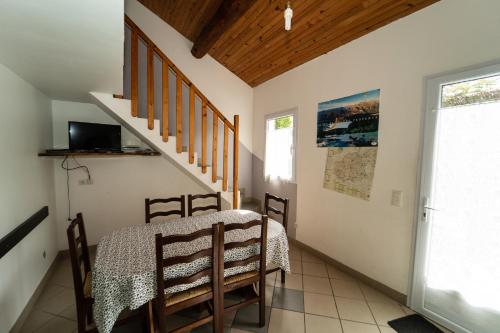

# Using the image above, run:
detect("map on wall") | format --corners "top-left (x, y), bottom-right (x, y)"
top-left (323, 147), bottom-right (377, 200)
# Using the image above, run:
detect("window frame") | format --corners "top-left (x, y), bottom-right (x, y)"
top-left (264, 108), bottom-right (298, 184)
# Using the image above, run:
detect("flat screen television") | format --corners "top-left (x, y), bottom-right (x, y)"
top-left (68, 121), bottom-right (121, 152)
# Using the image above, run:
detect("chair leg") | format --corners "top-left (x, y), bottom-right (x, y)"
top-left (259, 282), bottom-right (266, 327)
top-left (280, 269), bottom-right (285, 284)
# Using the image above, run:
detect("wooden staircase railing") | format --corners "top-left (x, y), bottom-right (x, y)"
top-left (124, 15), bottom-right (239, 209)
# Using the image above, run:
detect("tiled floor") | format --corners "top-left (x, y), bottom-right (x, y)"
top-left (19, 244), bottom-right (451, 333)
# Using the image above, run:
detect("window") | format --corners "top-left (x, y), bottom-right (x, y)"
top-left (264, 111), bottom-right (297, 182)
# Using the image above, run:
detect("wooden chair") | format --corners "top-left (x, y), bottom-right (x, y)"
top-left (145, 196), bottom-right (186, 224)
top-left (217, 216), bottom-right (268, 328)
top-left (154, 223), bottom-right (224, 333)
top-left (67, 213), bottom-right (147, 333)
top-left (264, 192), bottom-right (289, 284)
top-left (187, 192), bottom-right (222, 216)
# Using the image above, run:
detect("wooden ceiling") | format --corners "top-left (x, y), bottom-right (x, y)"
top-left (138, 0), bottom-right (439, 87)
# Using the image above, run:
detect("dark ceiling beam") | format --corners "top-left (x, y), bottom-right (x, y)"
top-left (191, 0), bottom-right (256, 59)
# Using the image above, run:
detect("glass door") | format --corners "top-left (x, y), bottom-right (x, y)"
top-left (412, 64), bottom-right (500, 333)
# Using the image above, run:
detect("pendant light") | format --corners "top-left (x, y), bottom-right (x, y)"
top-left (284, 1), bottom-right (293, 31)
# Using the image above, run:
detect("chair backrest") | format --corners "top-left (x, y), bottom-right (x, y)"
top-left (67, 213), bottom-right (92, 313)
top-left (154, 222), bottom-right (223, 311)
top-left (145, 196), bottom-right (185, 224)
top-left (187, 192), bottom-right (222, 216)
top-left (264, 192), bottom-right (289, 231)
top-left (222, 216), bottom-right (268, 277)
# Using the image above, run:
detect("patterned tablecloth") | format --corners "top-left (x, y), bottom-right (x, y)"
top-left (92, 210), bottom-right (290, 333)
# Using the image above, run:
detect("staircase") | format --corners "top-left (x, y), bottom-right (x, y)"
top-left (91, 15), bottom-right (239, 209)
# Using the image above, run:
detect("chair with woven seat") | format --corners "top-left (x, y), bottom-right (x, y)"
top-left (67, 213), bottom-right (148, 333)
top-left (145, 196), bottom-right (186, 224)
top-left (217, 216), bottom-right (268, 328)
top-left (264, 192), bottom-right (289, 284)
top-left (153, 222), bottom-right (224, 333)
top-left (187, 192), bottom-right (222, 216)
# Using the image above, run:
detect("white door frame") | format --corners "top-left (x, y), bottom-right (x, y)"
top-left (409, 61), bottom-right (500, 332)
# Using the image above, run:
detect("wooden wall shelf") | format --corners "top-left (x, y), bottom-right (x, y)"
top-left (38, 150), bottom-right (161, 157)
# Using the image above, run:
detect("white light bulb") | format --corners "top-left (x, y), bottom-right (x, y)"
top-left (284, 3), bottom-right (293, 31)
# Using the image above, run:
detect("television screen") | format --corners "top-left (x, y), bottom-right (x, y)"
top-left (68, 121), bottom-right (121, 151)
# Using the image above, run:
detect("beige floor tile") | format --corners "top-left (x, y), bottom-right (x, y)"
top-left (289, 260), bottom-right (302, 274)
top-left (327, 265), bottom-right (356, 281)
top-left (230, 329), bottom-right (254, 333)
top-left (302, 262), bottom-right (328, 277)
top-left (305, 314), bottom-right (342, 333)
top-left (275, 273), bottom-right (303, 291)
top-left (33, 316), bottom-right (76, 333)
top-left (400, 305), bottom-right (416, 315)
top-left (379, 326), bottom-right (398, 332)
top-left (266, 271), bottom-right (277, 286)
top-left (341, 320), bottom-right (379, 333)
top-left (359, 284), bottom-right (398, 304)
top-left (58, 303), bottom-right (77, 321)
top-left (304, 292), bottom-right (338, 317)
top-left (268, 308), bottom-right (305, 333)
top-left (303, 276), bottom-right (332, 295)
top-left (48, 265), bottom-right (74, 289)
top-left (301, 251), bottom-right (323, 264)
top-left (19, 310), bottom-right (53, 333)
top-left (331, 279), bottom-right (364, 300)
top-left (335, 297), bottom-right (375, 324)
top-left (289, 247), bottom-right (301, 261)
top-left (34, 285), bottom-right (75, 315)
top-left (266, 286), bottom-right (274, 306)
top-left (368, 302), bottom-right (406, 326)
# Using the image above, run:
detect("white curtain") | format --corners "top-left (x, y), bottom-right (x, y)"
top-left (265, 118), bottom-right (294, 182)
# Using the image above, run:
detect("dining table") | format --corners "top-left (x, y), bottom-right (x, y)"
top-left (91, 209), bottom-right (290, 333)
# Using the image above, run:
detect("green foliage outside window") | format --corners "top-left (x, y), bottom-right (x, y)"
top-left (442, 76), bottom-right (500, 108)
top-left (274, 115), bottom-right (293, 129)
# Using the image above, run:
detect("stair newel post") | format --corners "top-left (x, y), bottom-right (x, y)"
top-left (189, 86), bottom-right (195, 164)
top-left (161, 60), bottom-right (169, 142)
top-left (223, 124), bottom-right (228, 192)
top-left (176, 74), bottom-right (182, 153)
top-left (201, 99), bottom-right (208, 173)
top-left (233, 115), bottom-right (239, 209)
top-left (131, 29), bottom-right (138, 117)
top-left (212, 114), bottom-right (218, 183)
top-left (147, 44), bottom-right (154, 130)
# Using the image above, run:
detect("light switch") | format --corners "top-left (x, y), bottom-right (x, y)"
top-left (391, 190), bottom-right (403, 207)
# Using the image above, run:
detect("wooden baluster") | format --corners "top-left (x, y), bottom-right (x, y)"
top-left (162, 61), bottom-right (169, 142)
top-left (201, 99), bottom-right (207, 173)
top-left (189, 86), bottom-right (195, 164)
top-left (176, 74), bottom-right (182, 153)
top-left (212, 114), bottom-right (218, 183)
top-left (147, 45), bottom-right (154, 129)
top-left (232, 115), bottom-right (239, 209)
top-left (131, 30), bottom-right (138, 117)
top-left (223, 124), bottom-right (228, 191)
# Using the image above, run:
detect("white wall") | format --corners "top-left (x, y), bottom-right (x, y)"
top-left (253, 0), bottom-right (500, 294)
top-left (124, 0), bottom-right (254, 153)
top-left (0, 64), bottom-right (57, 332)
top-left (0, 0), bottom-right (124, 102)
top-left (51, 101), bottom-right (206, 249)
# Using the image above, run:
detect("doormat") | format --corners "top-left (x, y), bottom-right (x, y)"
top-left (388, 314), bottom-right (444, 333)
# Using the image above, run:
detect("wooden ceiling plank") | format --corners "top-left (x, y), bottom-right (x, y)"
top-left (237, 0), bottom-right (398, 80)
top-left (245, 0), bottom-right (439, 85)
top-left (213, 0), bottom-right (339, 67)
top-left (226, 0), bottom-right (364, 74)
top-left (191, 0), bottom-right (257, 58)
top-left (243, 1), bottom-right (412, 84)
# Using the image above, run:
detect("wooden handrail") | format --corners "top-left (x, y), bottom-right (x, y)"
top-left (124, 15), bottom-right (239, 208)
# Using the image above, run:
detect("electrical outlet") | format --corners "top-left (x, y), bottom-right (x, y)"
top-left (391, 190), bottom-right (403, 207)
top-left (79, 179), bottom-right (93, 185)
